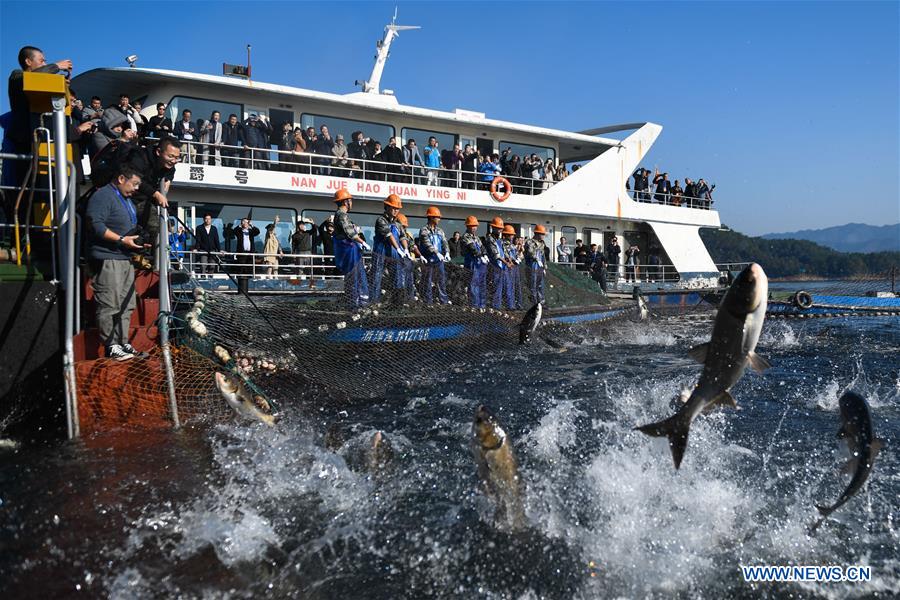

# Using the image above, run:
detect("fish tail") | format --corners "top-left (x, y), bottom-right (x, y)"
top-left (635, 413), bottom-right (691, 469)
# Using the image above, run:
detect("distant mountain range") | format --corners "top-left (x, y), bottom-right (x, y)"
top-left (700, 228), bottom-right (899, 278)
top-left (761, 223), bottom-right (899, 253)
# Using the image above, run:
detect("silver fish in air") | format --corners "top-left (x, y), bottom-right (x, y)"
top-left (635, 263), bottom-right (771, 469)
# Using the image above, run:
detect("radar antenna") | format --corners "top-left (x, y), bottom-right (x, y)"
top-left (358, 8), bottom-right (419, 94)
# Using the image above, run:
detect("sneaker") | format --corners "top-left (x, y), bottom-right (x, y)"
top-left (122, 344), bottom-right (148, 359)
top-left (107, 344), bottom-right (134, 361)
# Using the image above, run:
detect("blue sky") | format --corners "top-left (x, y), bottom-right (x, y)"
top-left (2, 0), bottom-right (897, 236)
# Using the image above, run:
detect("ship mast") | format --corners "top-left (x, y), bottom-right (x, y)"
top-left (359, 8), bottom-right (419, 94)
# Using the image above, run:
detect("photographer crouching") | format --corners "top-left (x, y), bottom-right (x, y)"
top-left (85, 166), bottom-right (151, 361)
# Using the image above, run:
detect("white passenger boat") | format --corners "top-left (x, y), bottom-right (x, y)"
top-left (72, 16), bottom-right (724, 292)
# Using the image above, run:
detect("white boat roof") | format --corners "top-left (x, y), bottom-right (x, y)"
top-left (73, 67), bottom-right (644, 152)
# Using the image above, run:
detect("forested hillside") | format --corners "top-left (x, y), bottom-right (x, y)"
top-left (700, 229), bottom-right (900, 278)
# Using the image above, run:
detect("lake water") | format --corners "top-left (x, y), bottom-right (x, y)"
top-left (1, 308), bottom-right (898, 598)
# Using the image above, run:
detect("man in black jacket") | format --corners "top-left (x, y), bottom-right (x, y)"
top-left (683, 178), bottom-right (697, 208)
top-left (221, 114), bottom-right (244, 167)
top-left (312, 124), bottom-right (334, 175)
top-left (242, 114), bottom-right (272, 170)
top-left (122, 137), bottom-right (180, 259)
top-left (233, 218), bottom-right (259, 293)
top-left (380, 136), bottom-right (403, 182)
top-left (347, 130), bottom-right (369, 177)
top-left (605, 235), bottom-right (621, 284)
top-left (173, 109), bottom-right (196, 163)
top-left (147, 103), bottom-right (173, 140)
top-left (194, 213), bottom-right (221, 275)
top-left (7, 46), bottom-right (73, 185)
top-left (461, 144), bottom-right (478, 190)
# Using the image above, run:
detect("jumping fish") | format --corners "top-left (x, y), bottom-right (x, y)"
top-left (365, 430), bottom-right (395, 472)
top-left (214, 371), bottom-right (276, 426)
top-left (519, 302), bottom-right (543, 344)
top-left (812, 391), bottom-right (883, 528)
top-left (635, 263), bottom-right (771, 469)
top-left (472, 405), bottom-right (526, 529)
top-left (325, 426), bottom-right (395, 473)
top-left (637, 293), bottom-right (650, 321)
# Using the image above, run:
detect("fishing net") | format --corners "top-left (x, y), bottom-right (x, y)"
top-left (173, 255), bottom-right (612, 401)
top-left (74, 252), bottom-right (637, 433)
top-left (75, 345), bottom-right (232, 435)
top-left (766, 268), bottom-right (900, 318)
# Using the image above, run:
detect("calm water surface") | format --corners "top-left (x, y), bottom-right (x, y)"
top-left (1, 311), bottom-right (898, 599)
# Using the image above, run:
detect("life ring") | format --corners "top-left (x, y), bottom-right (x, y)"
top-left (792, 291), bottom-right (813, 309)
top-left (490, 177), bottom-right (512, 202)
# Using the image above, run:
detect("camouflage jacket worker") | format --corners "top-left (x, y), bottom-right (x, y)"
top-left (374, 211), bottom-right (394, 241)
top-left (524, 238), bottom-right (546, 268)
top-left (461, 232), bottom-right (487, 259)
top-left (332, 209), bottom-right (359, 241)
top-left (418, 224), bottom-right (448, 261)
top-left (503, 239), bottom-right (520, 263)
top-left (485, 233), bottom-right (507, 268)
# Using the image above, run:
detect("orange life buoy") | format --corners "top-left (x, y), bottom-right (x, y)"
top-left (490, 177), bottom-right (512, 202)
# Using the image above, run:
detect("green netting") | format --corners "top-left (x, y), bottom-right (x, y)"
top-left (170, 253), bottom-right (626, 403)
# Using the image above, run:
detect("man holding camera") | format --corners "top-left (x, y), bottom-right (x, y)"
top-left (86, 165), bottom-right (150, 361)
top-left (653, 169), bottom-right (671, 204)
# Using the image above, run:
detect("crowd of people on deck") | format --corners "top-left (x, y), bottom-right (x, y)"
top-left (37, 78), bottom-right (574, 195)
top-left (628, 167), bottom-right (715, 209)
top-left (556, 235), bottom-right (667, 291)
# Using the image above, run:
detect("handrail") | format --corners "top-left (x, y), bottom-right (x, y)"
top-left (172, 138), bottom-right (562, 194)
top-left (62, 160), bottom-right (79, 439)
top-left (626, 189), bottom-right (714, 209)
top-left (157, 204), bottom-right (181, 428)
top-left (175, 249), bottom-right (344, 281)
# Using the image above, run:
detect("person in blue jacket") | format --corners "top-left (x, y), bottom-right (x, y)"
top-left (331, 188), bottom-right (370, 308)
top-left (485, 216), bottom-right (512, 309)
top-left (461, 215), bottom-right (489, 308)
top-left (371, 193), bottom-right (407, 302)
top-left (478, 154), bottom-right (502, 190)
top-left (417, 206), bottom-right (451, 304)
top-left (524, 225), bottom-right (548, 304)
top-left (168, 222), bottom-right (186, 266)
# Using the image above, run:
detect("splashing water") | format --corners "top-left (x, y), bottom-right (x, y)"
top-left (0, 314), bottom-right (897, 598)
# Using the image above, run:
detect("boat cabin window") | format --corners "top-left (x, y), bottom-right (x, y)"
top-left (624, 230), bottom-right (648, 252)
top-left (168, 96), bottom-right (243, 130)
top-left (186, 204), bottom-right (296, 253)
top-left (558, 225), bottom-right (577, 261)
top-left (498, 140), bottom-right (556, 162)
top-left (300, 113), bottom-right (394, 147)
top-left (401, 128), bottom-right (457, 155)
top-left (476, 138), bottom-right (494, 158)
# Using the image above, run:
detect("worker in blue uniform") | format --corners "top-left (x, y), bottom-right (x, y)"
top-left (485, 216), bottom-right (512, 310)
top-left (461, 215), bottom-right (488, 308)
top-left (371, 193), bottom-right (406, 302)
top-left (396, 212), bottom-right (422, 301)
top-left (503, 225), bottom-right (522, 309)
top-left (331, 188), bottom-right (370, 308)
top-left (417, 206), bottom-right (451, 304)
top-left (524, 224), bottom-right (548, 304)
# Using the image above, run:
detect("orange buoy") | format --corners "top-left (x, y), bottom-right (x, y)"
top-left (490, 177), bottom-right (512, 202)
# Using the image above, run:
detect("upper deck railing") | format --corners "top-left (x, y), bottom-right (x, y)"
top-left (167, 139), bottom-right (717, 209)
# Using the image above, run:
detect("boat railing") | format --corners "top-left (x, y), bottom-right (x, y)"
top-left (626, 189), bottom-right (715, 209)
top-left (557, 261), bottom-right (683, 283)
top-left (171, 139), bottom-right (562, 195)
top-left (716, 262), bottom-right (752, 273)
top-left (0, 149), bottom-right (64, 280)
top-left (172, 249), bottom-right (343, 281)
